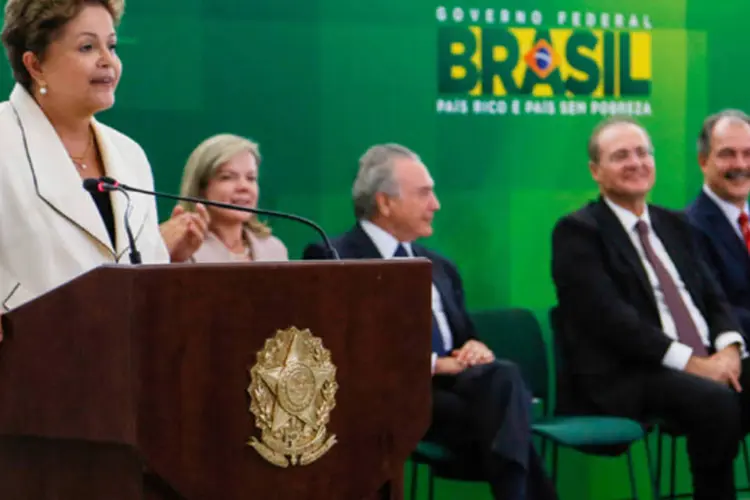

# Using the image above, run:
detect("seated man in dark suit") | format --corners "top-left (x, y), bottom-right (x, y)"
top-left (687, 109), bottom-right (750, 337)
top-left (303, 144), bottom-right (557, 500)
top-left (552, 117), bottom-right (750, 500)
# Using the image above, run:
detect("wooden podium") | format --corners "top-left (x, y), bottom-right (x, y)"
top-left (0, 260), bottom-right (432, 500)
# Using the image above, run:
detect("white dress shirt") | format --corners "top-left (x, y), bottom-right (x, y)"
top-left (359, 220), bottom-right (453, 372)
top-left (604, 197), bottom-right (746, 370)
top-left (702, 184), bottom-right (750, 242)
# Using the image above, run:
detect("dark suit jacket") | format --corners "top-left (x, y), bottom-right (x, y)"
top-left (687, 190), bottom-right (750, 337)
top-left (302, 223), bottom-right (476, 351)
top-left (304, 223), bottom-right (530, 465)
top-left (551, 198), bottom-right (739, 416)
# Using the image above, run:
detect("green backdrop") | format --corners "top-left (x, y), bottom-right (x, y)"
top-left (2, 0), bottom-right (750, 498)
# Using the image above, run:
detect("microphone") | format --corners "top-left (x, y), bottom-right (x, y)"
top-left (83, 178), bottom-right (142, 264)
top-left (83, 176), bottom-right (340, 260)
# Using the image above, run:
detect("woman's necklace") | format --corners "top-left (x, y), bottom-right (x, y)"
top-left (69, 132), bottom-right (94, 170)
top-left (229, 232), bottom-right (253, 260)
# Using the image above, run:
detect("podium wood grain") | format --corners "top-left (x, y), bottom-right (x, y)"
top-left (0, 260), bottom-right (432, 500)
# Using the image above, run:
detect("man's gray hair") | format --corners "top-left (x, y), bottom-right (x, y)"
top-left (352, 143), bottom-right (421, 219)
top-left (697, 109), bottom-right (750, 156)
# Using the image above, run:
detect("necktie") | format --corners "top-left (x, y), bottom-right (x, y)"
top-left (393, 243), bottom-right (409, 258)
top-left (393, 244), bottom-right (448, 356)
top-left (738, 212), bottom-right (750, 253)
top-left (635, 221), bottom-right (708, 356)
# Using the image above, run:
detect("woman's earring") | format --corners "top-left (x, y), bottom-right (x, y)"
top-left (39, 85), bottom-right (47, 95)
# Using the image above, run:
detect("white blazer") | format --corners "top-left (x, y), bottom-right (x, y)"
top-left (0, 84), bottom-right (170, 311)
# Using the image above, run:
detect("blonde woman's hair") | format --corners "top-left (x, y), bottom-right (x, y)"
top-left (179, 133), bottom-right (270, 237)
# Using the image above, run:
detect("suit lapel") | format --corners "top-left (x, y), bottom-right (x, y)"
top-left (412, 244), bottom-right (468, 347)
top-left (593, 199), bottom-right (654, 301)
top-left (348, 223), bottom-right (387, 258)
top-left (10, 85), bottom-right (114, 254)
top-left (353, 227), bottom-right (460, 344)
top-left (696, 191), bottom-right (750, 267)
top-left (92, 119), bottom-right (147, 258)
top-left (349, 223), bottom-right (448, 304)
top-left (412, 245), bottom-right (448, 296)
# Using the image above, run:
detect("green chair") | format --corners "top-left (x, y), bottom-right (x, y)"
top-left (410, 307), bottom-right (656, 499)
top-left (471, 308), bottom-right (550, 418)
top-left (478, 307), bottom-right (656, 499)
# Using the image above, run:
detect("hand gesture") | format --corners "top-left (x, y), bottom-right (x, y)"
top-left (451, 339), bottom-right (495, 366)
top-left (160, 203), bottom-right (210, 262)
top-left (434, 356), bottom-right (467, 375)
top-left (686, 351), bottom-right (742, 392)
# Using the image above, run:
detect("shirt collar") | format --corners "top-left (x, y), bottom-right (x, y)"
top-left (703, 184), bottom-right (749, 225)
top-left (603, 196), bottom-right (653, 233)
top-left (359, 219), bottom-right (414, 258)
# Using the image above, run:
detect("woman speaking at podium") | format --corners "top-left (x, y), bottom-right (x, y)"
top-left (0, 0), bottom-right (208, 338)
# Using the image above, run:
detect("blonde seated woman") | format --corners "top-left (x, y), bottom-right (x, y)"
top-left (179, 134), bottom-right (288, 262)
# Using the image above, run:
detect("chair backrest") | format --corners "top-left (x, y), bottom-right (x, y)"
top-left (470, 308), bottom-right (549, 402)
